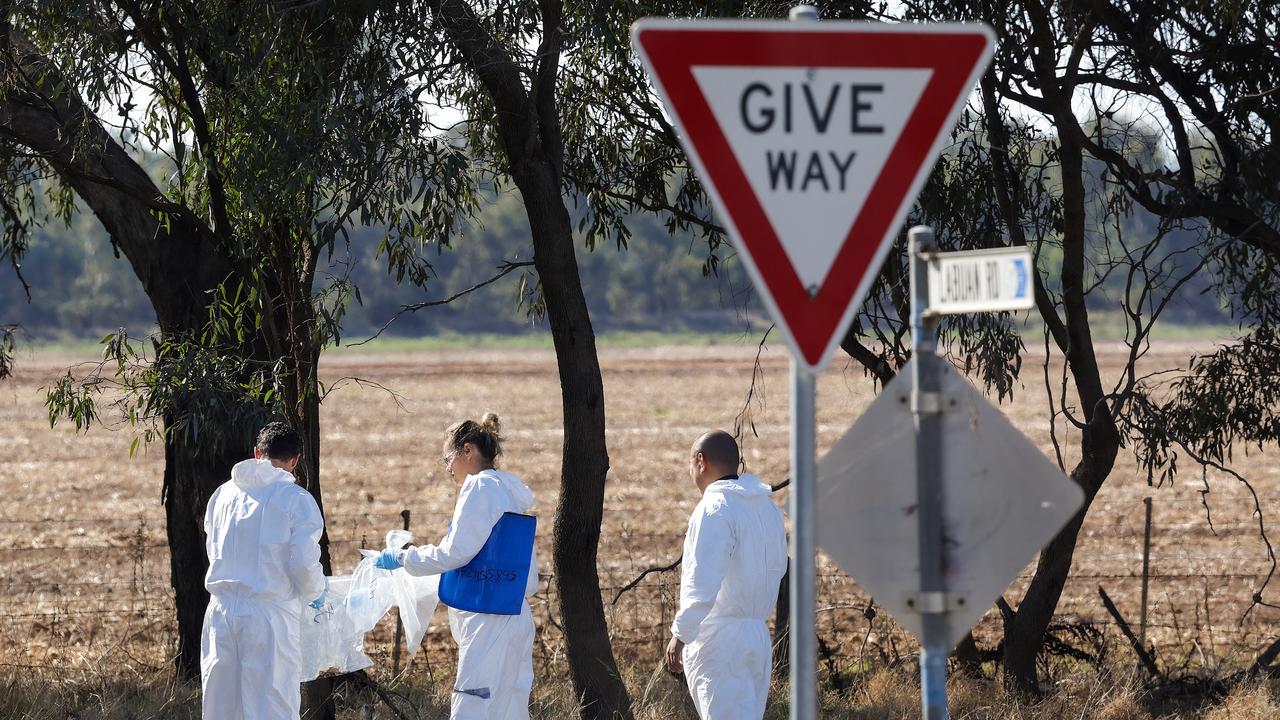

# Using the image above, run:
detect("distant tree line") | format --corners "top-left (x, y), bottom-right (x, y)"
top-left (0, 183), bottom-right (763, 341)
top-left (1, 157), bottom-right (1230, 343)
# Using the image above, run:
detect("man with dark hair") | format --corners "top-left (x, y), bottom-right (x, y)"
top-left (665, 430), bottom-right (788, 720)
top-left (690, 430), bottom-right (740, 472)
top-left (200, 421), bottom-right (326, 720)
top-left (256, 420), bottom-right (302, 460)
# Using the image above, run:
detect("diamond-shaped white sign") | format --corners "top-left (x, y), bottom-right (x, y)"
top-left (815, 358), bottom-right (1084, 649)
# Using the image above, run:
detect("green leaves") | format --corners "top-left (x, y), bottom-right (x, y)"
top-left (44, 369), bottom-right (101, 432)
top-left (43, 324), bottom-right (288, 457)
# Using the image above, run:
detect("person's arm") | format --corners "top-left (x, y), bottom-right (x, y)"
top-left (399, 479), bottom-right (503, 576)
top-left (203, 490), bottom-right (214, 536)
top-left (665, 636), bottom-right (686, 673)
top-left (285, 488), bottom-right (326, 602)
top-left (202, 486), bottom-right (222, 560)
top-left (669, 504), bottom-right (733, 644)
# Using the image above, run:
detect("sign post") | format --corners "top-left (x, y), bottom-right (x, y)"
top-left (783, 10), bottom-right (819, 719)
top-left (631, 11), bottom-right (995, 720)
top-left (909, 226), bottom-right (951, 719)
top-left (790, 358), bottom-right (817, 719)
top-left (813, 227), bottom-right (1084, 719)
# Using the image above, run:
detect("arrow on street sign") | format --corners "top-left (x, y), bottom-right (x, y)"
top-left (631, 20), bottom-right (995, 370)
top-left (814, 358), bottom-right (1084, 650)
top-left (926, 247), bottom-right (1036, 315)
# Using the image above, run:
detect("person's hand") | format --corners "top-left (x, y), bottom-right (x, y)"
top-left (665, 636), bottom-right (685, 674)
top-left (308, 593), bottom-right (326, 610)
top-left (375, 550), bottom-right (402, 570)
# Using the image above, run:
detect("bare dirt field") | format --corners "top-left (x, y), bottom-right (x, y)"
top-left (1, 340), bottom-right (1277, 690)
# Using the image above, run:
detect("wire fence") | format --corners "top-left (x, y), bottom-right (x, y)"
top-left (2, 499), bottom-right (1278, 678)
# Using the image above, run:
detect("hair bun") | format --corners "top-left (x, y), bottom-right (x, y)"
top-left (481, 412), bottom-right (502, 436)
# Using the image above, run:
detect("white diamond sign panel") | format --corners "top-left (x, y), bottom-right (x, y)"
top-left (814, 358), bottom-right (1084, 650)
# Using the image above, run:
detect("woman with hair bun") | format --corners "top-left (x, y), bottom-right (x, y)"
top-left (376, 413), bottom-right (539, 720)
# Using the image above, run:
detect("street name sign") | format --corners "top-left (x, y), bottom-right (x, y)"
top-left (926, 247), bottom-right (1035, 315)
top-left (813, 357), bottom-right (1084, 650)
top-left (631, 20), bottom-right (995, 370)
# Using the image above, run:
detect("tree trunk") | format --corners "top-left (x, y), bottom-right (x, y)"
top-left (164, 429), bottom-right (245, 679)
top-left (516, 160), bottom-right (632, 719)
top-left (969, 13), bottom-right (1125, 687)
top-left (393, 1), bottom-right (632, 713)
top-left (289, 341), bottom-right (338, 720)
top-left (773, 562), bottom-right (790, 680)
top-left (951, 631), bottom-right (983, 678)
top-left (274, 295), bottom-right (332, 574)
top-left (1001, 510), bottom-right (1086, 690)
top-left (994, 26), bottom-right (1120, 683)
top-left (0, 29), bottom-right (257, 681)
top-left (1001, 414), bottom-right (1117, 691)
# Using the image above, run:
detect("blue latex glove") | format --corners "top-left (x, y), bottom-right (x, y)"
top-left (375, 550), bottom-right (402, 570)
top-left (308, 593), bottom-right (326, 610)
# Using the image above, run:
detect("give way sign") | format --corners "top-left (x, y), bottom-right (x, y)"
top-left (632, 20), bottom-right (995, 370)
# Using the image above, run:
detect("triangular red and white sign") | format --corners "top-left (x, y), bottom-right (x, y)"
top-left (632, 20), bottom-right (995, 370)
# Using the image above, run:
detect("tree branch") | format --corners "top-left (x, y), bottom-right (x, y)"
top-left (611, 478), bottom-right (791, 606)
top-left (347, 261), bottom-right (534, 347)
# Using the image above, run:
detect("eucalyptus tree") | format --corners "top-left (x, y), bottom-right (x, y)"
top-left (400, 2), bottom-right (640, 715)
top-left (965, 0), bottom-right (1279, 690)
top-left (0, 2), bottom-right (445, 679)
top-left (2, 2), bottom-right (678, 714)
top-left (567, 0), bottom-right (1280, 695)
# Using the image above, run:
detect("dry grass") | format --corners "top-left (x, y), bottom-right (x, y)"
top-left (1200, 681), bottom-right (1280, 720)
top-left (4, 664), bottom-right (1275, 720)
top-left (2, 341), bottom-right (1279, 717)
top-left (0, 650), bottom-right (1278, 718)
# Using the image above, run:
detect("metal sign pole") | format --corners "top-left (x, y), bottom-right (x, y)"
top-left (785, 6), bottom-right (819, 720)
top-left (790, 357), bottom-right (817, 720)
top-left (909, 225), bottom-right (949, 720)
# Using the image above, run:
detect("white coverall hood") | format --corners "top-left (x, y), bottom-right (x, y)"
top-left (201, 457), bottom-right (326, 720)
top-left (399, 467), bottom-right (539, 720)
top-left (487, 469), bottom-right (535, 512)
top-left (673, 473), bottom-right (788, 720)
top-left (231, 456), bottom-right (290, 488)
top-left (705, 475), bottom-right (773, 499)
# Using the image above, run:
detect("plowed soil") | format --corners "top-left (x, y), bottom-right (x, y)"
top-left (1, 340), bottom-right (1276, 677)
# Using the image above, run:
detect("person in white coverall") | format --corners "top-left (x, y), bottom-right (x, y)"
top-left (201, 422), bottom-right (326, 720)
top-left (376, 413), bottom-right (538, 720)
top-left (665, 430), bottom-right (788, 720)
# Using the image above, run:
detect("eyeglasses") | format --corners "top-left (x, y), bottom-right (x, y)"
top-left (442, 449), bottom-right (460, 468)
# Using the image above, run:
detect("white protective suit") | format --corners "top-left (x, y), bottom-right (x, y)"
top-left (672, 475), bottom-right (788, 720)
top-left (398, 469), bottom-right (539, 720)
top-left (201, 458), bottom-right (326, 720)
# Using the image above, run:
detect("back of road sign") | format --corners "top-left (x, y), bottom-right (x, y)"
top-left (631, 20), bottom-right (994, 370)
top-left (814, 358), bottom-right (1085, 650)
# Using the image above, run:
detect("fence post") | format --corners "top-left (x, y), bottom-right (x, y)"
top-left (392, 509), bottom-right (410, 676)
top-left (1138, 497), bottom-right (1152, 652)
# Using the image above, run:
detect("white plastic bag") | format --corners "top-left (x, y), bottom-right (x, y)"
top-left (346, 529), bottom-right (440, 657)
top-left (299, 530), bottom-right (442, 679)
top-left (299, 576), bottom-right (373, 680)
top-left (393, 572), bottom-right (440, 657)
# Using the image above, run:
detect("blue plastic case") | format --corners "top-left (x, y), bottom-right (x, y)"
top-left (439, 512), bottom-right (536, 615)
